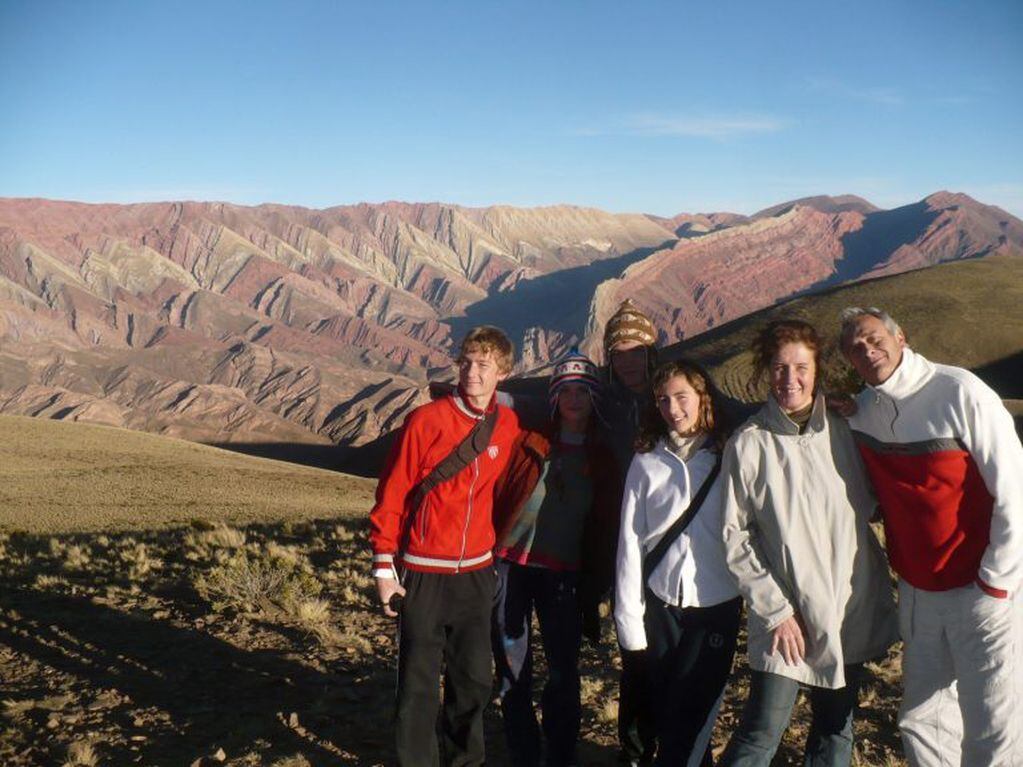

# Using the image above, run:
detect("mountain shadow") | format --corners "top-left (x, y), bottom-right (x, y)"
top-left (800, 201), bottom-right (941, 295)
top-left (444, 239), bottom-right (676, 347)
top-left (973, 350), bottom-right (1023, 400)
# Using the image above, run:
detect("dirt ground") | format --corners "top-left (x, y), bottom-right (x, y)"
top-left (0, 516), bottom-right (907, 766)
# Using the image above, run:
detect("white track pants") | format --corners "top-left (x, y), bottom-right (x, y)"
top-left (898, 580), bottom-right (1022, 767)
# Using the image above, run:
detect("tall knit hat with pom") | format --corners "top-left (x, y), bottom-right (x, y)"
top-left (603, 299), bottom-right (657, 354)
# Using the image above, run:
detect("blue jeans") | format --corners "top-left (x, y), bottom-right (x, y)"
top-left (720, 665), bottom-right (863, 767)
top-left (492, 560), bottom-right (582, 767)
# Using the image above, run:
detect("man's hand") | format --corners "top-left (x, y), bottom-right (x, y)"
top-left (770, 614), bottom-right (806, 666)
top-left (825, 393), bottom-right (858, 418)
top-left (376, 576), bottom-right (406, 618)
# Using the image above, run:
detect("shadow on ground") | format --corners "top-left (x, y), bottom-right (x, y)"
top-left (0, 519), bottom-right (624, 765)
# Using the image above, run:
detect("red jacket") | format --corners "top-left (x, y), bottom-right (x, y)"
top-left (370, 393), bottom-right (521, 575)
top-left (492, 428), bottom-right (622, 607)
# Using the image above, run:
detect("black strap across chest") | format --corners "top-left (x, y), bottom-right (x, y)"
top-left (642, 456), bottom-right (722, 582)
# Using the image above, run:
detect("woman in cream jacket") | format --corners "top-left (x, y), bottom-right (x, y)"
top-left (719, 320), bottom-right (896, 767)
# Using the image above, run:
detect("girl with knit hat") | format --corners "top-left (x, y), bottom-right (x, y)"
top-left (491, 347), bottom-right (622, 767)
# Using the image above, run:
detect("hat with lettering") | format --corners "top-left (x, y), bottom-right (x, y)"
top-left (548, 347), bottom-right (601, 406)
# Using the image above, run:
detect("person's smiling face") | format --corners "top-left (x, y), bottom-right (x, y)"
top-left (842, 315), bottom-right (906, 386)
top-left (656, 374), bottom-right (703, 436)
top-left (770, 342), bottom-right (816, 414)
top-left (457, 349), bottom-right (506, 408)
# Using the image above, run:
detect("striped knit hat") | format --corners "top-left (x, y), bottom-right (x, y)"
top-left (548, 347), bottom-right (601, 407)
top-left (603, 299), bottom-right (657, 354)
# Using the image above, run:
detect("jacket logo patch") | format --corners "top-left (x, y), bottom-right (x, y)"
top-left (488, 445), bottom-right (499, 460)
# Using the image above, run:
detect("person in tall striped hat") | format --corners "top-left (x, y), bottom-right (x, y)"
top-left (491, 346), bottom-right (622, 767)
top-left (602, 299), bottom-right (661, 767)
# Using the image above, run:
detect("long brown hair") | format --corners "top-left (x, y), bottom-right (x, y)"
top-left (634, 359), bottom-right (730, 453)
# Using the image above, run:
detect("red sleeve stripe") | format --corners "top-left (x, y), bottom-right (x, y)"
top-left (976, 578), bottom-right (1009, 599)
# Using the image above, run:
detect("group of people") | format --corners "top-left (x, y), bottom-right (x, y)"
top-left (369, 300), bottom-right (1022, 767)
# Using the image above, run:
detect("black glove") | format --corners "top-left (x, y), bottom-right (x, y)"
top-left (620, 647), bottom-right (649, 674)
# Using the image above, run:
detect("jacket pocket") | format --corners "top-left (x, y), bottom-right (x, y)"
top-left (415, 498), bottom-right (431, 545)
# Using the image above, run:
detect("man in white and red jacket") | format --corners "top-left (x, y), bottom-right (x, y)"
top-left (840, 306), bottom-right (1023, 767)
top-left (371, 325), bottom-right (521, 767)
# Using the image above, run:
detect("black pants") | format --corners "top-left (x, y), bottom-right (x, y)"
top-left (396, 568), bottom-right (496, 767)
top-left (644, 593), bottom-right (742, 767)
top-left (491, 561), bottom-right (583, 767)
top-left (618, 646), bottom-right (658, 765)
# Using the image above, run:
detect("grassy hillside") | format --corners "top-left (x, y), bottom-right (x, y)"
top-left (671, 254), bottom-right (1023, 402)
top-left (0, 415), bottom-right (375, 534)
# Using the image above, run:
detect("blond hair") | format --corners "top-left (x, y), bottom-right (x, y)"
top-left (457, 326), bottom-right (515, 373)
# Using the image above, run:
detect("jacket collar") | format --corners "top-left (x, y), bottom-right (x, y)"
top-left (762, 392), bottom-right (827, 436)
top-left (867, 347), bottom-right (934, 401)
top-left (451, 390), bottom-right (495, 420)
top-left (654, 435), bottom-right (717, 465)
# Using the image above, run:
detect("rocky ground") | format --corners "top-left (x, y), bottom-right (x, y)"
top-left (0, 517), bottom-right (907, 766)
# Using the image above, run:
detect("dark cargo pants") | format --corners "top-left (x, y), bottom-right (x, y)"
top-left (396, 568), bottom-right (496, 767)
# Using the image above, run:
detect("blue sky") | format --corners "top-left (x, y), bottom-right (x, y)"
top-left (2, 0), bottom-right (1021, 217)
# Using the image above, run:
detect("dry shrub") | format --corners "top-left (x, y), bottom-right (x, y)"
top-left (193, 544), bottom-right (322, 614)
top-left (330, 525), bottom-right (356, 543)
top-left (34, 574), bottom-right (70, 590)
top-left (265, 541), bottom-right (302, 566)
top-left (63, 740), bottom-right (99, 767)
top-left (184, 523), bottom-right (247, 561)
top-left (119, 541), bottom-right (162, 581)
top-left (598, 697), bottom-right (618, 724)
top-left (285, 597), bottom-right (331, 625)
top-left (2, 699), bottom-right (36, 717)
top-left (270, 755), bottom-right (312, 767)
top-left (62, 544), bottom-right (91, 570)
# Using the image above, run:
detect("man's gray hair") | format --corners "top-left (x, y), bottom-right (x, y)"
top-left (838, 306), bottom-right (904, 348)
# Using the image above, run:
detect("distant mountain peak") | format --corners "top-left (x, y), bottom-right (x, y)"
top-left (752, 194), bottom-right (879, 219)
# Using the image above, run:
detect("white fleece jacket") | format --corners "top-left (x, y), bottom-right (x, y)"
top-left (614, 442), bottom-right (739, 651)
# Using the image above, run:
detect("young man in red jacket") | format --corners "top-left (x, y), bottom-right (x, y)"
top-left (371, 325), bottom-right (522, 767)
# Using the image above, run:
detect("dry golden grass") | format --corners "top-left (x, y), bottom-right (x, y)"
top-left (674, 254), bottom-right (1023, 404)
top-left (62, 740), bottom-right (99, 767)
top-left (0, 411), bottom-right (911, 765)
top-left (0, 414), bottom-right (375, 534)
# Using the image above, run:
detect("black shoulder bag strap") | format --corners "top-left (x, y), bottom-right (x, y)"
top-left (394, 405), bottom-right (499, 577)
top-left (642, 455), bottom-right (722, 582)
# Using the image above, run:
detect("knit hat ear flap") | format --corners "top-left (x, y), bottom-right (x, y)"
top-left (604, 299), bottom-right (657, 355)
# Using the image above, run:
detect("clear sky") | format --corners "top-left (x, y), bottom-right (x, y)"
top-left (2, 0), bottom-right (1021, 217)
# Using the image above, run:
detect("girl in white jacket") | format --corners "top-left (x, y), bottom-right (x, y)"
top-left (615, 360), bottom-right (742, 767)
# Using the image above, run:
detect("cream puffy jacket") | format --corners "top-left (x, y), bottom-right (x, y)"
top-left (615, 442), bottom-right (739, 651)
top-left (721, 395), bottom-right (897, 689)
